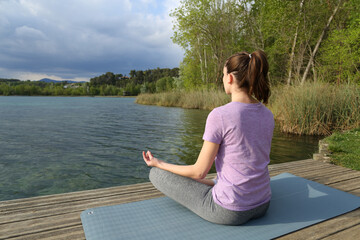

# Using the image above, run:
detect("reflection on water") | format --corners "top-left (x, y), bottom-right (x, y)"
top-left (270, 125), bottom-right (322, 164)
top-left (176, 109), bottom-right (217, 173)
top-left (0, 96), bottom-right (322, 201)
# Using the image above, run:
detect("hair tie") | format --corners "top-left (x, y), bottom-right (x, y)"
top-left (249, 54), bottom-right (252, 59)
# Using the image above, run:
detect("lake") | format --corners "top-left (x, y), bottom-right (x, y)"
top-left (0, 96), bottom-right (322, 201)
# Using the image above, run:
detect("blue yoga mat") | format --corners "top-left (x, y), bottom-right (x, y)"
top-left (81, 173), bottom-right (360, 240)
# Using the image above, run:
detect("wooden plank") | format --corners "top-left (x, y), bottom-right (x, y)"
top-left (323, 223), bottom-right (360, 240)
top-left (348, 188), bottom-right (360, 195)
top-left (0, 190), bottom-right (163, 225)
top-left (268, 159), bottom-right (324, 172)
top-left (277, 209), bottom-right (360, 240)
top-left (0, 186), bottom-right (156, 215)
top-left (272, 167), bottom-right (352, 183)
top-left (288, 167), bottom-right (358, 183)
top-left (2, 213), bottom-right (81, 239)
top-left (0, 182), bottom-right (153, 204)
top-left (269, 161), bottom-right (346, 177)
top-left (329, 177), bottom-right (360, 191)
top-left (0, 183), bottom-right (155, 211)
top-left (8, 225), bottom-right (85, 240)
top-left (0, 192), bottom-right (164, 239)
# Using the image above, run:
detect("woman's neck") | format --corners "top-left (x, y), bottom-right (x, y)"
top-left (231, 88), bottom-right (259, 104)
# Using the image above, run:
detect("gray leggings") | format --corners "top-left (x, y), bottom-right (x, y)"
top-left (149, 167), bottom-right (270, 225)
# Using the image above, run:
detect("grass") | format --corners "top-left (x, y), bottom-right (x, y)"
top-left (323, 128), bottom-right (360, 171)
top-left (135, 89), bottom-right (230, 110)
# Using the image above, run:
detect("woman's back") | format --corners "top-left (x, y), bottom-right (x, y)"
top-left (203, 101), bottom-right (274, 211)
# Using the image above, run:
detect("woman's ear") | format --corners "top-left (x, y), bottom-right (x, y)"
top-left (228, 73), bottom-right (234, 84)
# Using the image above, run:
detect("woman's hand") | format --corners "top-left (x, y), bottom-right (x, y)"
top-left (142, 150), bottom-right (161, 167)
top-left (142, 141), bottom-right (218, 180)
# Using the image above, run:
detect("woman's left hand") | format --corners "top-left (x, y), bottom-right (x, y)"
top-left (142, 150), bottom-right (161, 167)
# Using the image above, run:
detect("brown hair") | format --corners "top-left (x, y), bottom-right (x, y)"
top-left (224, 50), bottom-right (271, 104)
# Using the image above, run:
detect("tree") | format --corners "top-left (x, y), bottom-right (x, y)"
top-left (156, 77), bottom-right (174, 92)
top-left (287, 0), bottom-right (305, 85)
top-left (300, 0), bottom-right (344, 84)
top-left (318, 0), bottom-right (360, 84)
top-left (171, 0), bottom-right (243, 88)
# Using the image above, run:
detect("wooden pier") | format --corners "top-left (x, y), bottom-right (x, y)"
top-left (1, 159), bottom-right (359, 239)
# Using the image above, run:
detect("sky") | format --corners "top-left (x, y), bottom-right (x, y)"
top-left (0, 0), bottom-right (184, 82)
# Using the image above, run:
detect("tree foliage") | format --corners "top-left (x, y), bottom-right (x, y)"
top-left (171, 0), bottom-right (243, 89)
top-left (0, 67), bottom-right (179, 96)
top-left (171, 0), bottom-right (359, 87)
top-left (318, 0), bottom-right (360, 84)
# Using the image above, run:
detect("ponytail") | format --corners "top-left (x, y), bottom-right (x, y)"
top-left (248, 50), bottom-right (270, 104)
top-left (225, 50), bottom-right (271, 104)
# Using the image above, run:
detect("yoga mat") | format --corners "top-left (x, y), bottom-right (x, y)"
top-left (81, 173), bottom-right (360, 240)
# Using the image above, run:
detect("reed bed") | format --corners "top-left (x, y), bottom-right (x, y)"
top-left (135, 89), bottom-right (230, 110)
top-left (136, 82), bottom-right (360, 135)
top-left (270, 82), bottom-right (360, 135)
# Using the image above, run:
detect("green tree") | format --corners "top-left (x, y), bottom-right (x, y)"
top-left (171, 0), bottom-right (353, 87)
top-left (156, 77), bottom-right (174, 92)
top-left (89, 86), bottom-right (99, 96)
top-left (171, 0), bottom-right (243, 88)
top-left (0, 83), bottom-right (11, 96)
top-left (318, 0), bottom-right (360, 84)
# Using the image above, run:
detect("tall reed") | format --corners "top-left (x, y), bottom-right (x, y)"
top-left (270, 82), bottom-right (360, 135)
top-left (136, 89), bottom-right (230, 110)
top-left (136, 82), bottom-right (360, 135)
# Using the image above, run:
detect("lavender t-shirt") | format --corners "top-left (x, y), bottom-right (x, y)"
top-left (203, 101), bottom-right (274, 211)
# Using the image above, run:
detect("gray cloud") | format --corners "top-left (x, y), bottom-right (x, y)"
top-left (0, 0), bottom-right (183, 81)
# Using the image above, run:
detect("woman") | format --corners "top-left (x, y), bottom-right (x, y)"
top-left (142, 50), bottom-right (274, 225)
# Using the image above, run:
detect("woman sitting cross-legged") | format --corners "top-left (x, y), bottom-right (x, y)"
top-left (142, 50), bottom-right (274, 225)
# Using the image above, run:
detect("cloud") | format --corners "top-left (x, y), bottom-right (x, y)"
top-left (18, 0), bottom-right (45, 16)
top-left (15, 26), bottom-right (47, 40)
top-left (0, 0), bottom-right (183, 81)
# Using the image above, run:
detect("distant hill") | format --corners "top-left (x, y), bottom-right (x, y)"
top-left (39, 78), bottom-right (86, 83)
top-left (39, 78), bottom-right (62, 83)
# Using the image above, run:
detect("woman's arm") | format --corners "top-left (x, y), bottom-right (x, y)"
top-left (195, 178), bottom-right (216, 186)
top-left (143, 140), bottom-right (219, 180)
